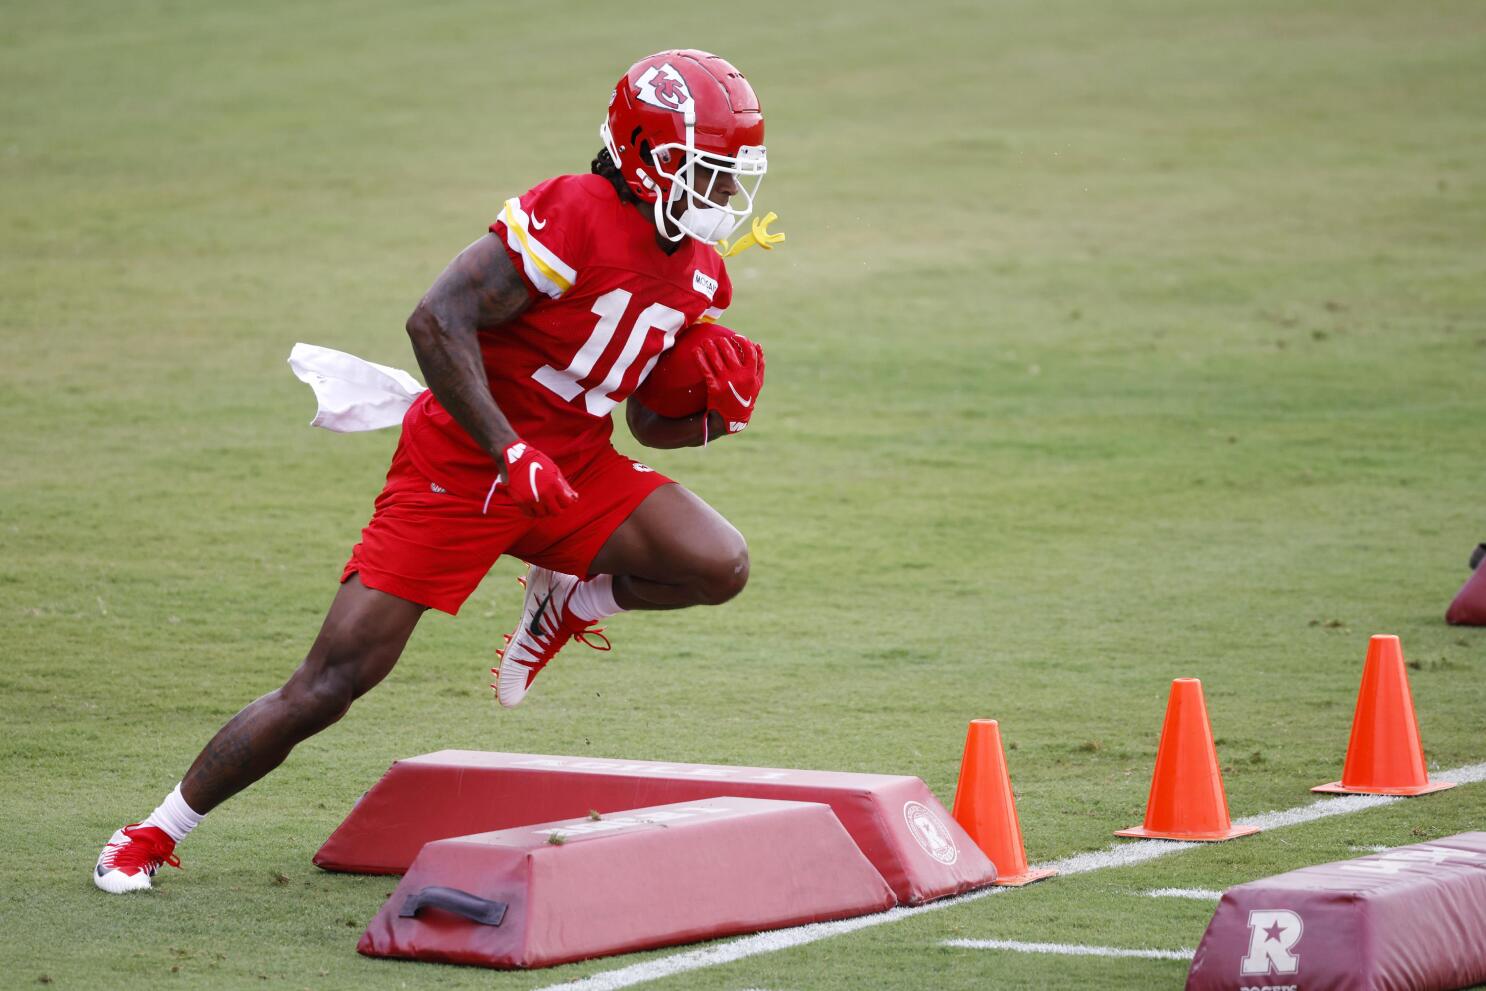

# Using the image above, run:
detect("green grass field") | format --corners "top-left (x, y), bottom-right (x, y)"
top-left (4, 1), bottom-right (1485, 987)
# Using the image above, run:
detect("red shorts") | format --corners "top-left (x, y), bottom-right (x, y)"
top-left (342, 435), bottom-right (673, 615)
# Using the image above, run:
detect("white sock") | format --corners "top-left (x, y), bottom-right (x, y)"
top-left (567, 574), bottom-right (624, 623)
top-left (141, 783), bottom-right (205, 843)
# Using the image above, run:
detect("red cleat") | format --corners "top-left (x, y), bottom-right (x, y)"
top-left (491, 566), bottom-right (610, 707)
top-left (94, 824), bottom-right (181, 893)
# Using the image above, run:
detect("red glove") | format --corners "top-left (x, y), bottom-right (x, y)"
top-left (494, 439), bottom-right (578, 517)
top-left (696, 335), bottom-right (765, 435)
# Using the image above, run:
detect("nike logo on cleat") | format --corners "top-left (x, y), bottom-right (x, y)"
top-left (529, 590), bottom-right (555, 637)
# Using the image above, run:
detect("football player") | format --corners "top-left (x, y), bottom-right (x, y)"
top-left (95, 49), bottom-right (770, 893)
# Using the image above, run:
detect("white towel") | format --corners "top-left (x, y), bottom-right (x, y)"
top-left (288, 342), bottom-right (427, 432)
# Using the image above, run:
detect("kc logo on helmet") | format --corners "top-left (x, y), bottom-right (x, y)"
top-left (635, 63), bottom-right (694, 115)
top-left (1239, 909), bottom-right (1303, 977)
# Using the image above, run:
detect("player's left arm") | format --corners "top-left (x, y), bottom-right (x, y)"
top-left (625, 401), bottom-right (725, 449)
top-left (626, 334), bottom-right (765, 448)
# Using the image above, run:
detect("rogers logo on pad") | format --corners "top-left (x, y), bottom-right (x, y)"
top-left (1240, 909), bottom-right (1303, 978)
top-left (902, 800), bottom-right (958, 865)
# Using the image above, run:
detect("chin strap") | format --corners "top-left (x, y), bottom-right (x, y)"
top-left (718, 212), bottom-right (786, 258)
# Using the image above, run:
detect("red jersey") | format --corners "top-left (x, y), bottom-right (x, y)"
top-left (402, 173), bottom-right (731, 496)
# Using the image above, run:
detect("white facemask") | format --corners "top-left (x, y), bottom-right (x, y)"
top-left (639, 141), bottom-right (766, 246)
top-left (675, 203), bottom-right (733, 242)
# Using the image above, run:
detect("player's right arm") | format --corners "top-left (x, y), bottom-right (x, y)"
top-left (405, 235), bottom-right (577, 514)
top-left (405, 234), bottom-right (529, 467)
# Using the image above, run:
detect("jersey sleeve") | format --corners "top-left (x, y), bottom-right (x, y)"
top-left (489, 175), bottom-right (596, 300)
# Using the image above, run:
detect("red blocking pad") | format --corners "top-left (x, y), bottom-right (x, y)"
top-left (357, 797), bottom-right (898, 969)
top-left (317, 750), bottom-right (996, 903)
top-left (1446, 556), bottom-right (1486, 625)
top-left (1186, 832), bottom-right (1486, 991)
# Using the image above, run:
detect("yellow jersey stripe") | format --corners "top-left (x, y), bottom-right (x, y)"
top-left (502, 199), bottom-right (575, 297)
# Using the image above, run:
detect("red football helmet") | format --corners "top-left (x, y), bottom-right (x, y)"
top-left (601, 50), bottom-right (767, 245)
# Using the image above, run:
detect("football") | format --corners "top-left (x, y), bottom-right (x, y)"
top-left (632, 322), bottom-right (742, 418)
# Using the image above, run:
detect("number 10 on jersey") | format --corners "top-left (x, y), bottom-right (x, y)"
top-left (532, 288), bottom-right (686, 417)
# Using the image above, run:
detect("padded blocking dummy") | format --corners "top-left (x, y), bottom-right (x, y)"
top-left (317, 750), bottom-right (996, 903)
top-left (1186, 832), bottom-right (1486, 991)
top-left (357, 797), bottom-right (898, 969)
top-left (1445, 543), bottom-right (1486, 625)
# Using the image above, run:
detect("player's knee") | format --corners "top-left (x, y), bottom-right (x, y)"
top-left (697, 539), bottom-right (749, 605)
top-left (279, 664), bottom-right (357, 734)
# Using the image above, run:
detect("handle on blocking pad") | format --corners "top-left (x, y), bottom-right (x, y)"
top-left (399, 886), bottom-right (508, 927)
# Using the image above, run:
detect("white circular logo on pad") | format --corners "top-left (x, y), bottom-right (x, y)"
top-left (903, 800), bottom-right (958, 865)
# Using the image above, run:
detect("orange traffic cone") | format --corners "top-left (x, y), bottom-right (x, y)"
top-left (1116, 679), bottom-right (1259, 842)
top-left (951, 719), bottom-right (1055, 886)
top-left (1312, 635), bottom-right (1456, 796)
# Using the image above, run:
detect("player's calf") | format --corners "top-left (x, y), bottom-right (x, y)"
top-left (93, 577), bottom-right (426, 892)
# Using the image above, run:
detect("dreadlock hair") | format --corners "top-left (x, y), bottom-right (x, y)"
top-left (591, 147), bottom-right (640, 204)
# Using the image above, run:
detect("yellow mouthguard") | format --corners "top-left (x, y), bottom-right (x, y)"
top-left (718, 212), bottom-right (787, 258)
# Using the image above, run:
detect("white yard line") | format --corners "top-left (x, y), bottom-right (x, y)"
top-left (533, 761), bottom-right (1486, 991)
top-left (1047, 836), bottom-right (1198, 875)
top-left (942, 938), bottom-right (1194, 961)
top-left (1143, 888), bottom-right (1223, 900)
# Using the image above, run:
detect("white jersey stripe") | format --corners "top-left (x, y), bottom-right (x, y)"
top-left (501, 198), bottom-right (577, 298)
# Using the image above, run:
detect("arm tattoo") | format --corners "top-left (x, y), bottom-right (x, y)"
top-left (405, 235), bottom-right (533, 475)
